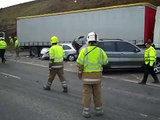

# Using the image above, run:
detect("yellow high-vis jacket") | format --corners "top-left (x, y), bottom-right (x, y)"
top-left (14, 39), bottom-right (20, 48)
top-left (0, 40), bottom-right (7, 49)
top-left (76, 45), bottom-right (108, 84)
top-left (144, 46), bottom-right (156, 66)
top-left (49, 44), bottom-right (64, 62)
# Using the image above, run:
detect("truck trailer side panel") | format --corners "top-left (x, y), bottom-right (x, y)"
top-left (17, 5), bottom-right (146, 45)
top-left (154, 6), bottom-right (160, 48)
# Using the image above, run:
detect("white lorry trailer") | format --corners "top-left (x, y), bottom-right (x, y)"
top-left (154, 6), bottom-right (160, 48)
top-left (17, 2), bottom-right (156, 56)
top-left (153, 6), bottom-right (160, 73)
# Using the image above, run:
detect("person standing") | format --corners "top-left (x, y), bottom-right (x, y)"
top-left (8, 36), bottom-right (14, 55)
top-left (76, 32), bottom-right (108, 118)
top-left (139, 42), bottom-right (159, 84)
top-left (14, 37), bottom-right (20, 57)
top-left (9, 36), bottom-right (14, 46)
top-left (43, 36), bottom-right (68, 93)
top-left (0, 38), bottom-right (7, 63)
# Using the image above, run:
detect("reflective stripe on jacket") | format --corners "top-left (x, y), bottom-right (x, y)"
top-left (76, 45), bottom-right (108, 84)
top-left (0, 40), bottom-right (7, 49)
top-left (49, 44), bottom-right (64, 68)
top-left (77, 46), bottom-right (108, 72)
top-left (144, 46), bottom-right (156, 66)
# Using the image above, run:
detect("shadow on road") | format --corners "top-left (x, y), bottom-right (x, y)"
top-left (103, 68), bottom-right (144, 75)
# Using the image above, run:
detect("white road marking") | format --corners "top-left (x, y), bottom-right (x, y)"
top-left (10, 59), bottom-right (160, 87)
top-left (13, 60), bottom-right (75, 72)
top-left (104, 76), bottom-right (138, 83)
top-left (1, 72), bottom-right (21, 80)
top-left (106, 87), bottom-right (160, 101)
top-left (6, 59), bottom-right (160, 119)
top-left (12, 60), bottom-right (75, 72)
top-left (12, 60), bottom-right (47, 68)
top-left (114, 107), bottom-right (152, 119)
top-left (103, 76), bottom-right (160, 88)
top-left (139, 113), bottom-right (148, 117)
top-left (63, 68), bottom-right (77, 72)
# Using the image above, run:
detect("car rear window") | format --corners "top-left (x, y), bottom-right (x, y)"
top-left (63, 45), bottom-right (71, 50)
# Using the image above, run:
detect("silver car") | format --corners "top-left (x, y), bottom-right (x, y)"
top-left (78, 39), bottom-right (160, 73)
top-left (97, 39), bottom-right (144, 69)
top-left (40, 43), bottom-right (77, 61)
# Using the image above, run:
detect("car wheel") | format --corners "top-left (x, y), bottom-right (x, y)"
top-left (68, 54), bottom-right (75, 61)
top-left (154, 60), bottom-right (160, 74)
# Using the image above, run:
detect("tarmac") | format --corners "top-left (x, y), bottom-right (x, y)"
top-left (5, 50), bottom-right (78, 73)
top-left (4, 50), bottom-right (160, 87)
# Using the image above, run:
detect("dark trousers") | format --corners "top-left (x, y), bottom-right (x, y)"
top-left (0, 49), bottom-right (6, 63)
top-left (142, 64), bottom-right (159, 83)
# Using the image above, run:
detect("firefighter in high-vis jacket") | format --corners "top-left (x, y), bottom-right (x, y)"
top-left (14, 37), bottom-right (20, 57)
top-left (0, 38), bottom-right (7, 63)
top-left (9, 36), bottom-right (14, 46)
top-left (76, 32), bottom-right (108, 118)
top-left (43, 36), bottom-right (68, 93)
top-left (139, 42), bottom-right (159, 84)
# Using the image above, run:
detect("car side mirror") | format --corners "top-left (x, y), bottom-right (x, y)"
top-left (134, 48), bottom-right (140, 53)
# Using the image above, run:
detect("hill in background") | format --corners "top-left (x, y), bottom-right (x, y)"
top-left (0, 0), bottom-right (160, 39)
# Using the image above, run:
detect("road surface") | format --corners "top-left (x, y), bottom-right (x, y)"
top-left (0, 57), bottom-right (160, 120)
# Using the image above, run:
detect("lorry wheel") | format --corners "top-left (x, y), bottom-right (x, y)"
top-left (154, 60), bottom-right (160, 74)
top-left (30, 47), bottom-right (38, 57)
top-left (68, 54), bottom-right (75, 61)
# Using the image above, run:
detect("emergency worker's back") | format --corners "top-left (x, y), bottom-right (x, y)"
top-left (49, 44), bottom-right (64, 63)
top-left (78, 46), bottom-right (107, 73)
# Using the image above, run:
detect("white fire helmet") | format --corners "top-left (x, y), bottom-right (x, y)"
top-left (87, 32), bottom-right (98, 42)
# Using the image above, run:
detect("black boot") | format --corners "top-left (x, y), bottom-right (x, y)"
top-left (63, 87), bottom-right (68, 93)
top-left (2, 58), bottom-right (6, 63)
top-left (43, 85), bottom-right (51, 90)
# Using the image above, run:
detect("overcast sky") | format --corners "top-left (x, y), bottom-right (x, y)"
top-left (0, 0), bottom-right (35, 8)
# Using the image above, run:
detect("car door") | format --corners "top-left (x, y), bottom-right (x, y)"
top-left (62, 44), bottom-right (72, 58)
top-left (98, 41), bottom-right (121, 68)
top-left (62, 44), bottom-right (77, 61)
top-left (116, 41), bottom-right (144, 68)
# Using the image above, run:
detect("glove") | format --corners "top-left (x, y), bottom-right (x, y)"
top-left (78, 71), bottom-right (82, 80)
